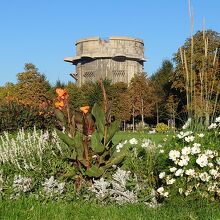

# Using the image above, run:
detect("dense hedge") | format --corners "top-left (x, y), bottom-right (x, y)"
top-left (0, 102), bottom-right (56, 132)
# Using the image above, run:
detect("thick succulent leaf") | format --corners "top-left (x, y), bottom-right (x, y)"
top-left (54, 109), bottom-right (67, 126)
top-left (104, 148), bottom-right (127, 169)
top-left (85, 165), bottom-right (104, 177)
top-left (106, 120), bottom-right (120, 145)
top-left (91, 131), bottom-right (105, 154)
top-left (56, 129), bottom-right (74, 149)
top-left (56, 130), bottom-right (84, 161)
top-left (91, 103), bottom-right (105, 135)
top-left (69, 114), bottom-right (76, 137)
top-left (74, 131), bottom-right (84, 161)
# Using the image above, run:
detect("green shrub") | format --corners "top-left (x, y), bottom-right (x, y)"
top-left (0, 101), bottom-right (55, 132)
top-left (156, 123), bottom-right (169, 133)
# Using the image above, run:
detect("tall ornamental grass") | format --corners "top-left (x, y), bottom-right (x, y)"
top-left (179, 0), bottom-right (220, 128)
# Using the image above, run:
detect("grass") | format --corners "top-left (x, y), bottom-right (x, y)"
top-left (1, 196), bottom-right (220, 220)
top-left (113, 131), bottom-right (173, 145)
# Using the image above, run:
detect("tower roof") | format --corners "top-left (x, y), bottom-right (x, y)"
top-left (64, 36), bottom-right (146, 64)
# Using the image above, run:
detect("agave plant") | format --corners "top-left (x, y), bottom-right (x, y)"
top-left (54, 81), bottom-right (128, 189)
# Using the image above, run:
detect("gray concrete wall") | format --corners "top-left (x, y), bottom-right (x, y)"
top-left (64, 36), bottom-right (145, 86)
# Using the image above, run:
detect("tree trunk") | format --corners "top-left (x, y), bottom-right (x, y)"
top-left (173, 112), bottom-right (176, 131)
top-left (141, 98), bottom-right (144, 127)
top-left (132, 106), bottom-right (135, 132)
top-left (156, 101), bottom-right (159, 124)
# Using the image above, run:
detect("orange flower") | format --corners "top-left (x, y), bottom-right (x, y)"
top-left (56, 88), bottom-right (68, 100)
top-left (80, 106), bottom-right (90, 114)
top-left (55, 101), bottom-right (65, 110)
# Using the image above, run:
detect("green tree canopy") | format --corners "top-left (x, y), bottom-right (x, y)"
top-left (151, 60), bottom-right (174, 122)
top-left (129, 73), bottom-right (156, 123)
top-left (111, 82), bottom-right (131, 121)
top-left (16, 63), bottom-right (52, 107)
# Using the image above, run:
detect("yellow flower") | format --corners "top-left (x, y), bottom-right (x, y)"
top-left (80, 106), bottom-right (90, 114)
top-left (38, 111), bottom-right (44, 116)
top-left (55, 101), bottom-right (65, 110)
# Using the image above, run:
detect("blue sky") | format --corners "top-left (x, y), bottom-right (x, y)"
top-left (0, 0), bottom-right (219, 86)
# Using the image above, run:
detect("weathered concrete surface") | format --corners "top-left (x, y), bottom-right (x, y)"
top-left (64, 36), bottom-right (145, 86)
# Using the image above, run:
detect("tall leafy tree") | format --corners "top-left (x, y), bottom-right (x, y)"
top-left (111, 82), bottom-right (132, 129)
top-left (172, 29), bottom-right (220, 124)
top-left (151, 60), bottom-right (174, 123)
top-left (165, 95), bottom-right (179, 128)
top-left (16, 63), bottom-right (52, 107)
top-left (0, 82), bottom-right (17, 103)
top-left (129, 73), bottom-right (156, 128)
top-left (80, 80), bottom-right (112, 107)
top-left (0, 64), bottom-right (55, 131)
top-left (55, 79), bottom-right (66, 88)
top-left (66, 81), bottom-right (84, 110)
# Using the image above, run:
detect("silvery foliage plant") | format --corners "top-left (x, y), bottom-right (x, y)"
top-left (89, 168), bottom-right (138, 204)
top-left (109, 137), bottom-right (159, 206)
top-left (42, 176), bottom-right (65, 197)
top-left (10, 175), bottom-right (33, 199)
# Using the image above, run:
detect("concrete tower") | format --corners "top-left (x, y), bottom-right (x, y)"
top-left (64, 36), bottom-right (145, 86)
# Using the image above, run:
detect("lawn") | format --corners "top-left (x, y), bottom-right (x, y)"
top-left (1, 196), bottom-right (220, 220)
top-left (113, 131), bottom-right (172, 145)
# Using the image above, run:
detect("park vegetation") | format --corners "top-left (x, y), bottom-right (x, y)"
top-left (0, 28), bottom-right (220, 219)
